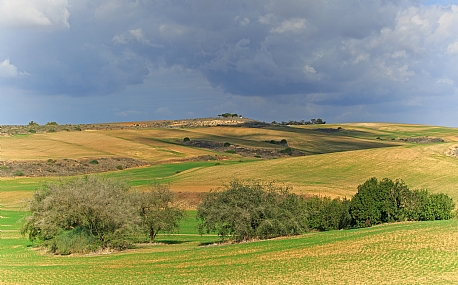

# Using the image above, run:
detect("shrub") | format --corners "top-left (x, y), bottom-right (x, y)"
top-left (224, 142), bottom-right (231, 147)
top-left (28, 129), bottom-right (36, 133)
top-left (225, 150), bottom-right (236, 154)
top-left (89, 159), bottom-right (99, 165)
top-left (22, 177), bottom-right (187, 254)
top-left (13, 170), bottom-right (24, 176)
top-left (305, 196), bottom-right (351, 231)
top-left (116, 165), bottom-right (123, 170)
top-left (51, 227), bottom-right (98, 255)
top-left (280, 147), bottom-right (293, 155)
top-left (22, 176), bottom-right (141, 252)
top-left (427, 193), bottom-right (455, 220)
top-left (280, 139), bottom-right (287, 145)
top-left (350, 177), bottom-right (454, 227)
top-left (349, 178), bottom-right (409, 227)
top-left (183, 137), bottom-right (190, 142)
top-left (404, 190), bottom-right (455, 221)
top-left (197, 180), bottom-right (307, 242)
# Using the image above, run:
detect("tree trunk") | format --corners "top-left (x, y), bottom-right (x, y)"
top-left (149, 229), bottom-right (157, 243)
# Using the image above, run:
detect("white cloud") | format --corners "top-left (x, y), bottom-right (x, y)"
top-left (0, 0), bottom-right (70, 29)
top-left (155, 107), bottom-right (173, 116)
top-left (390, 50), bottom-right (406, 59)
top-left (353, 53), bottom-right (370, 64)
top-left (270, 18), bottom-right (307, 34)
top-left (113, 28), bottom-right (163, 48)
top-left (437, 78), bottom-right (454, 86)
top-left (159, 23), bottom-right (188, 37)
top-left (303, 65), bottom-right (316, 74)
top-left (447, 42), bottom-right (458, 54)
top-left (240, 17), bottom-right (250, 26)
top-left (373, 60), bottom-right (415, 82)
top-left (116, 110), bottom-right (142, 117)
top-left (0, 58), bottom-right (29, 78)
top-left (235, 16), bottom-right (250, 26)
top-left (258, 14), bottom-right (276, 25)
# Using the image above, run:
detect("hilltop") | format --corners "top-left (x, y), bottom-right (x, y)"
top-left (0, 117), bottom-right (259, 136)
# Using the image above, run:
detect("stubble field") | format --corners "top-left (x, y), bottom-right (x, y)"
top-left (2, 120), bottom-right (458, 284)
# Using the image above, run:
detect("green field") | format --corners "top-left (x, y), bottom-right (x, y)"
top-left (2, 121), bottom-right (458, 284)
top-left (2, 211), bottom-right (458, 284)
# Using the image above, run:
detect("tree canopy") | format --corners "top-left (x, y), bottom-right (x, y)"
top-left (22, 176), bottom-right (184, 254)
top-left (198, 178), bottom-right (454, 242)
top-left (197, 180), bottom-right (307, 241)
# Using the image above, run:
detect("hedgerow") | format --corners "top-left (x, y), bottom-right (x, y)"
top-left (197, 178), bottom-right (455, 242)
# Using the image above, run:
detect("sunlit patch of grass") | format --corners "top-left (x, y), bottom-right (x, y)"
top-left (2, 213), bottom-right (458, 284)
top-left (170, 142), bottom-right (458, 200)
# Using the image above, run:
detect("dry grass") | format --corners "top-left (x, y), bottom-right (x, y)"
top-left (170, 142), bottom-right (458, 200)
top-left (0, 130), bottom-right (211, 162)
top-left (2, 122), bottom-right (458, 200)
top-left (2, 121), bottom-right (458, 284)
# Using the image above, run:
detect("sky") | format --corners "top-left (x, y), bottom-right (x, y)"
top-left (1, 0), bottom-right (458, 126)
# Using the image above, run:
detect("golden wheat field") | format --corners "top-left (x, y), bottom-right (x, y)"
top-left (2, 122), bottom-right (458, 199)
top-left (2, 121), bottom-right (458, 284)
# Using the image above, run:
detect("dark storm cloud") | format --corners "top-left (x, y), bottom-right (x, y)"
top-left (2, 0), bottom-right (458, 125)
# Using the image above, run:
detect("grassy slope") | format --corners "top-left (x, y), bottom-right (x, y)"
top-left (2, 122), bottom-right (458, 284)
top-left (173, 141), bottom-right (458, 199)
top-left (2, 213), bottom-right (458, 284)
top-left (2, 122), bottom-right (458, 205)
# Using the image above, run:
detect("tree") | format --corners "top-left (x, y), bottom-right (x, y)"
top-left (315, 118), bottom-right (326, 124)
top-left (304, 196), bottom-right (351, 231)
top-left (427, 193), bottom-right (454, 220)
top-left (22, 176), bottom-right (141, 254)
top-left (197, 180), bottom-right (307, 242)
top-left (136, 185), bottom-right (185, 242)
top-left (349, 177), bottom-right (454, 227)
top-left (349, 178), bottom-right (410, 227)
top-left (404, 190), bottom-right (454, 221)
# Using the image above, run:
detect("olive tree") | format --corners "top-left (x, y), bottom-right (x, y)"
top-left (136, 185), bottom-right (185, 242)
top-left (22, 176), bottom-right (140, 254)
top-left (197, 180), bottom-right (307, 242)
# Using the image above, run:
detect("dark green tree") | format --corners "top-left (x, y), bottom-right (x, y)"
top-left (349, 177), bottom-right (453, 227)
top-left (305, 196), bottom-right (351, 231)
top-left (349, 178), bottom-right (410, 227)
top-left (405, 190), bottom-right (455, 221)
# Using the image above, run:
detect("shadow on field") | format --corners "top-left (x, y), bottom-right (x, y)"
top-left (154, 240), bottom-right (188, 245)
